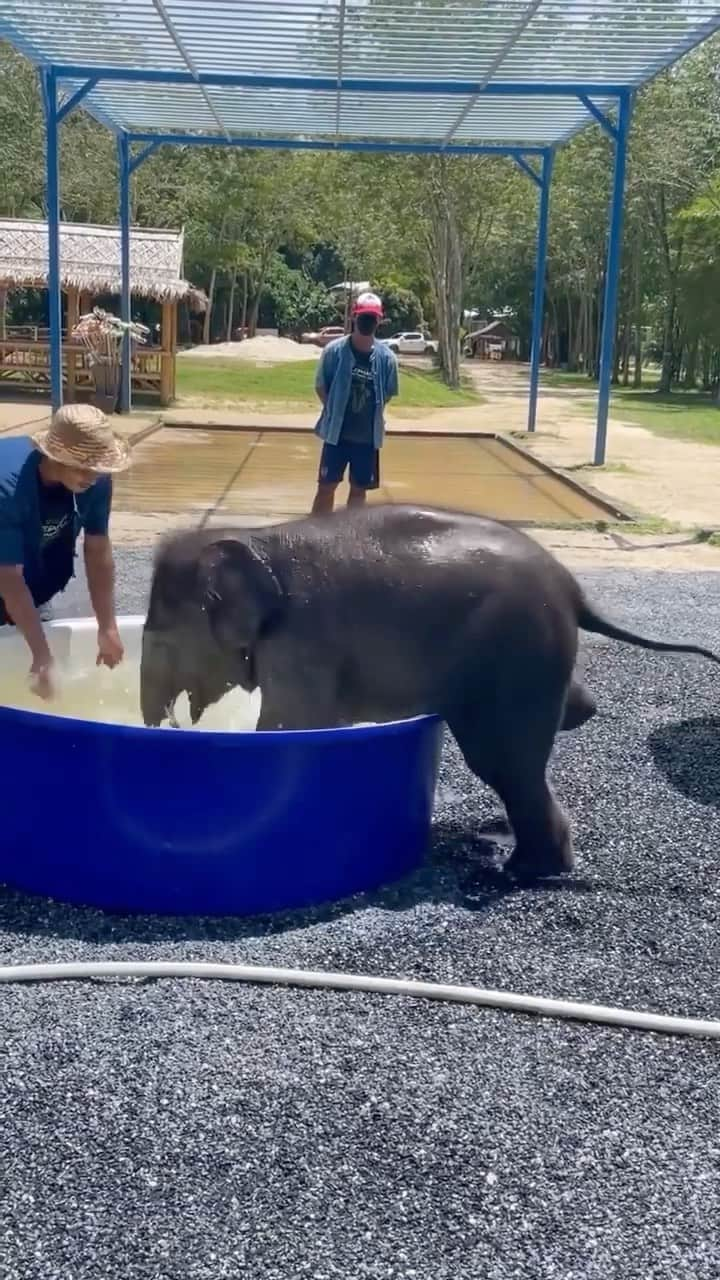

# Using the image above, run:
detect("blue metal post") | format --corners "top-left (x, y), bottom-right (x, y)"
top-left (41, 69), bottom-right (62, 413)
top-left (118, 132), bottom-right (132, 413)
top-left (527, 149), bottom-right (553, 432)
top-left (594, 91), bottom-right (632, 465)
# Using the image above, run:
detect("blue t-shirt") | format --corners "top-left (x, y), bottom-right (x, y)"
top-left (0, 436), bottom-right (112, 608)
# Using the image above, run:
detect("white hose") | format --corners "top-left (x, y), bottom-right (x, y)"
top-left (1, 959), bottom-right (718, 1040)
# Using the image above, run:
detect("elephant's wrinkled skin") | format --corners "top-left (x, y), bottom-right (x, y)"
top-left (141, 505), bottom-right (720, 879)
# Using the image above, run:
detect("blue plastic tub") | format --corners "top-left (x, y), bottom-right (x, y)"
top-left (0, 617), bottom-right (443, 915)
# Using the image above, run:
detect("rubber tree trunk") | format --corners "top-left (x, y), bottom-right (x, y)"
top-left (613, 328), bottom-right (622, 384)
top-left (621, 322), bottom-right (631, 386)
top-left (226, 270), bottom-right (238, 342)
top-left (684, 336), bottom-right (698, 389)
top-left (548, 293), bottom-right (560, 368)
top-left (659, 291), bottom-right (677, 393)
top-left (632, 226), bottom-right (643, 387)
top-left (202, 268), bottom-right (217, 345)
top-left (240, 274), bottom-right (248, 338)
top-left (246, 294), bottom-right (260, 338)
top-left (430, 203), bottom-right (462, 389)
top-left (593, 278), bottom-right (604, 380)
top-left (566, 294), bottom-right (576, 371)
top-left (701, 341), bottom-right (712, 391)
top-left (657, 225), bottom-right (683, 394)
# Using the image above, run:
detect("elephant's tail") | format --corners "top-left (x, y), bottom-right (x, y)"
top-left (577, 600), bottom-right (720, 665)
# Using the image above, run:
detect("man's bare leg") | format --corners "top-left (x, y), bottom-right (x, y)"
top-left (311, 482), bottom-right (338, 516)
top-left (348, 485), bottom-right (367, 508)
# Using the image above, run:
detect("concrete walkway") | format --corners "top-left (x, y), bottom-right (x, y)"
top-left (460, 364), bottom-right (720, 530)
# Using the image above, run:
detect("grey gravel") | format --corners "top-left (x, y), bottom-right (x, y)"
top-left (1, 557), bottom-right (720, 1279)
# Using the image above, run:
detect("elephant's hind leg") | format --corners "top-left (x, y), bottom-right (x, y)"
top-left (560, 678), bottom-right (596, 732)
top-left (448, 691), bottom-right (574, 881)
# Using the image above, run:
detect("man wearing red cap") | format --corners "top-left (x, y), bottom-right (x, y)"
top-left (312, 290), bottom-right (399, 515)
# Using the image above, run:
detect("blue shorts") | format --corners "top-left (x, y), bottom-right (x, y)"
top-left (318, 441), bottom-right (380, 491)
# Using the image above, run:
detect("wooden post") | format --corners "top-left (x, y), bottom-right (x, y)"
top-left (65, 286), bottom-right (79, 401)
top-left (170, 299), bottom-right (178, 400)
top-left (77, 293), bottom-right (92, 398)
top-left (160, 299), bottom-right (173, 406)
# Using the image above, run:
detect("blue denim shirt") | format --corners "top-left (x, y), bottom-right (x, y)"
top-left (315, 336), bottom-right (399, 448)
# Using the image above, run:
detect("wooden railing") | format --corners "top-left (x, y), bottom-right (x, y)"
top-left (0, 337), bottom-right (175, 404)
top-left (3, 325), bottom-right (51, 341)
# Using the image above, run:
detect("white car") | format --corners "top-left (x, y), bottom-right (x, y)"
top-left (384, 331), bottom-right (438, 356)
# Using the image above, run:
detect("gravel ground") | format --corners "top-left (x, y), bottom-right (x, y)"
top-left (2, 556), bottom-right (720, 1279)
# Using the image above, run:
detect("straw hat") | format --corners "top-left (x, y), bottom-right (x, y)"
top-left (32, 404), bottom-right (131, 474)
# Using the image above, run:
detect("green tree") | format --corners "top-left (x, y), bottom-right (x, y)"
top-left (264, 256), bottom-right (335, 337)
top-left (0, 41), bottom-right (116, 222)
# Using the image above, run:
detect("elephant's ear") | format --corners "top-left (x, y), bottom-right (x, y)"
top-left (201, 538), bottom-right (284, 648)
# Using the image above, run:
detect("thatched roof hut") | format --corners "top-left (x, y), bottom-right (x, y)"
top-left (0, 217), bottom-right (206, 308)
top-left (0, 218), bottom-right (206, 405)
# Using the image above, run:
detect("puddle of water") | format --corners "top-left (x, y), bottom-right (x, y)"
top-left (117, 429), bottom-right (609, 523)
top-left (0, 659), bottom-right (261, 732)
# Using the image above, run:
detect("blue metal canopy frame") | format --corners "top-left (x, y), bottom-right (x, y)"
top-left (3, 1), bottom-right (720, 464)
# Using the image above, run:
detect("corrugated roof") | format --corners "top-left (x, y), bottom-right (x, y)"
top-left (1, 1), bottom-right (719, 151)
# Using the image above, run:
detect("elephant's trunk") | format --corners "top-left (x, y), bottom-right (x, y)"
top-left (140, 629), bottom-right (180, 727)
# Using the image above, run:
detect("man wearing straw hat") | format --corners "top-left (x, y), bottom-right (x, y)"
top-left (0, 404), bottom-right (130, 699)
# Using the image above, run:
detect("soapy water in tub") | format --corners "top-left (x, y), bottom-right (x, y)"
top-left (0, 658), bottom-right (261, 732)
top-left (0, 658), bottom-right (378, 732)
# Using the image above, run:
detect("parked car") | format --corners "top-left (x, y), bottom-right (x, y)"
top-left (383, 331), bottom-right (438, 356)
top-left (301, 325), bottom-right (346, 347)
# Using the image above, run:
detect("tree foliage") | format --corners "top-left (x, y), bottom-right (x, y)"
top-left (265, 256), bottom-right (336, 338)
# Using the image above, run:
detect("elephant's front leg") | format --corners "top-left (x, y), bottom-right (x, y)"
top-left (254, 631), bottom-right (345, 731)
top-left (255, 669), bottom-right (342, 732)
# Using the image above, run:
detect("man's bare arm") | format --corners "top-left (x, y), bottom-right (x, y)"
top-left (0, 565), bottom-right (52, 672)
top-left (84, 534), bottom-right (117, 632)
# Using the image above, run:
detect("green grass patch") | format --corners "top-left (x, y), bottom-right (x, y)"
top-left (542, 369), bottom-right (661, 393)
top-left (601, 516), bottom-right (685, 536)
top-left (393, 363), bottom-right (479, 409)
top-left (541, 369), bottom-right (720, 445)
top-left (604, 389), bottom-right (720, 445)
top-left (565, 460), bottom-right (635, 475)
top-left (517, 516), bottom-right (686, 535)
top-left (176, 357), bottom-right (479, 411)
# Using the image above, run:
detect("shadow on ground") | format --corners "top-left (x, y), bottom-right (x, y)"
top-left (0, 815), bottom-right (597, 948)
top-left (648, 716), bottom-right (720, 808)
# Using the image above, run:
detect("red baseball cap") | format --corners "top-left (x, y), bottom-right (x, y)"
top-left (352, 291), bottom-right (384, 319)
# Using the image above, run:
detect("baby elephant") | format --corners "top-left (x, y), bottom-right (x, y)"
top-left (141, 504), bottom-right (720, 880)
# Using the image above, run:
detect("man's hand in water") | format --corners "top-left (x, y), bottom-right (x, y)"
top-left (30, 658), bottom-right (55, 701)
top-left (97, 625), bottom-right (124, 669)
